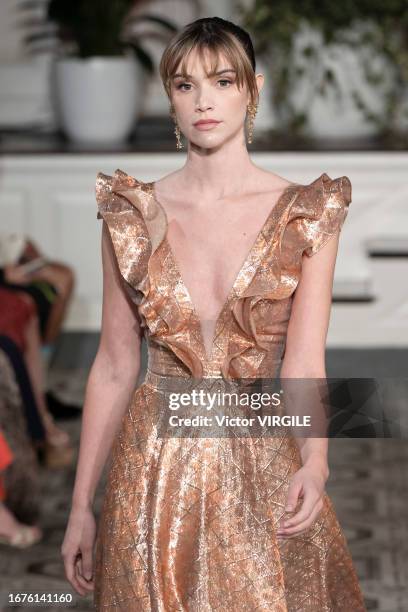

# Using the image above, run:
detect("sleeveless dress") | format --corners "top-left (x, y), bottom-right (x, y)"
top-left (93, 169), bottom-right (366, 611)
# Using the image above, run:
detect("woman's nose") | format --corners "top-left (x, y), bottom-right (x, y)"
top-left (195, 90), bottom-right (214, 112)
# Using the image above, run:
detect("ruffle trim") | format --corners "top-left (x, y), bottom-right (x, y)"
top-left (95, 170), bottom-right (154, 315)
top-left (96, 169), bottom-right (203, 377)
top-left (221, 172), bottom-right (352, 379)
top-left (96, 169), bottom-right (351, 380)
top-left (291, 173), bottom-right (351, 257)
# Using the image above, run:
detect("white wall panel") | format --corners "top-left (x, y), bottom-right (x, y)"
top-left (0, 152), bottom-right (407, 346)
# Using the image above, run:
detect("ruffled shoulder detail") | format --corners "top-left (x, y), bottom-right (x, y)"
top-left (97, 169), bottom-right (167, 252)
top-left (95, 169), bottom-right (156, 305)
top-left (221, 173), bottom-right (351, 379)
top-left (96, 169), bottom-right (204, 377)
top-left (288, 172), bottom-right (352, 257)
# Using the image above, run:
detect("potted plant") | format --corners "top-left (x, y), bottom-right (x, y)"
top-left (362, 10), bottom-right (408, 141)
top-left (46, 0), bottom-right (179, 144)
top-left (236, 0), bottom-right (405, 143)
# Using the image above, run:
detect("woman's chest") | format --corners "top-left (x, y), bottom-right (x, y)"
top-left (164, 201), bottom-right (274, 307)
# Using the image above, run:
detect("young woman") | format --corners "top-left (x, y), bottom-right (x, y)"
top-left (62, 17), bottom-right (366, 611)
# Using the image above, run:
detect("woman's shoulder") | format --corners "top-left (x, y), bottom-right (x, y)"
top-left (282, 171), bottom-right (353, 258)
top-left (303, 172), bottom-right (352, 201)
top-left (95, 168), bottom-right (155, 220)
top-left (95, 168), bottom-right (149, 196)
top-left (260, 168), bottom-right (351, 198)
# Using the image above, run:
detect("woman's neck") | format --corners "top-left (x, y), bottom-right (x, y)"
top-left (178, 138), bottom-right (257, 198)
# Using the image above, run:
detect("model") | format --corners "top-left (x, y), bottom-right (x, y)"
top-left (62, 16), bottom-right (367, 611)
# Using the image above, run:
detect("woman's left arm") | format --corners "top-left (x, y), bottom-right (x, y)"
top-left (277, 230), bottom-right (342, 538)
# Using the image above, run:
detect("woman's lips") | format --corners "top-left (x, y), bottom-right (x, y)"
top-left (193, 121), bottom-right (221, 130)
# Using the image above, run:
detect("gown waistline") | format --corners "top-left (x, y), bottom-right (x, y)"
top-left (143, 369), bottom-right (279, 394)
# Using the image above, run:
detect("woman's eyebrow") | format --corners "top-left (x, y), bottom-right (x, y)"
top-left (208, 68), bottom-right (237, 77)
top-left (172, 68), bottom-right (237, 79)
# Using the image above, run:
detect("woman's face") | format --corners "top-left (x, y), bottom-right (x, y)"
top-left (169, 48), bottom-right (263, 150)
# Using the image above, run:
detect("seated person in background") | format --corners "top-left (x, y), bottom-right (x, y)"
top-left (0, 235), bottom-right (75, 345)
top-left (0, 287), bottom-right (74, 466)
top-left (0, 429), bottom-right (43, 548)
top-left (0, 233), bottom-right (79, 418)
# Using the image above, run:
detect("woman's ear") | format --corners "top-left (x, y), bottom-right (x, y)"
top-left (255, 72), bottom-right (265, 96)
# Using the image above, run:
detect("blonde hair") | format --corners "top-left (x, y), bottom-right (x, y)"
top-left (159, 17), bottom-right (259, 107)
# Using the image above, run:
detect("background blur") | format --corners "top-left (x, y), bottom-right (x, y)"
top-left (0, 1), bottom-right (407, 611)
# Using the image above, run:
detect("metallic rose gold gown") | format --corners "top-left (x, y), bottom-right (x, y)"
top-left (93, 169), bottom-right (366, 611)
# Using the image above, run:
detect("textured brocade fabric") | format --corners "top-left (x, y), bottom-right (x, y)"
top-left (93, 170), bottom-right (366, 611)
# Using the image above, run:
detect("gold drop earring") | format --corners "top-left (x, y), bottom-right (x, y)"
top-left (169, 104), bottom-right (183, 150)
top-left (246, 102), bottom-right (258, 144)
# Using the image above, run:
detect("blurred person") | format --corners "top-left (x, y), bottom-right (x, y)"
top-left (0, 429), bottom-right (43, 548)
top-left (0, 287), bottom-right (74, 466)
top-left (0, 334), bottom-right (46, 443)
top-left (0, 235), bottom-right (75, 346)
top-left (0, 349), bottom-right (42, 525)
top-left (0, 233), bottom-right (79, 418)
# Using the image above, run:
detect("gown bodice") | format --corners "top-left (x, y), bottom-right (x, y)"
top-left (95, 169), bottom-right (351, 380)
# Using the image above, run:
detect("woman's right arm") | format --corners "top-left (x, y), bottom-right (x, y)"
top-left (62, 222), bottom-right (144, 595)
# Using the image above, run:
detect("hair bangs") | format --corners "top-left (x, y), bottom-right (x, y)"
top-left (159, 26), bottom-right (258, 106)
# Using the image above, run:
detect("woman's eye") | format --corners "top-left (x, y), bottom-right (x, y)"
top-left (176, 83), bottom-right (191, 91)
top-left (176, 79), bottom-right (232, 91)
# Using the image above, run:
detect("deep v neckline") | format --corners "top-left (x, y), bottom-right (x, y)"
top-left (149, 180), bottom-right (296, 363)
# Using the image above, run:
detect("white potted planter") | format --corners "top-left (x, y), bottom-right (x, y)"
top-left (241, 4), bottom-right (401, 144)
top-left (53, 53), bottom-right (146, 144)
top-left (287, 23), bottom-right (395, 141)
top-left (45, 0), bottom-right (179, 145)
